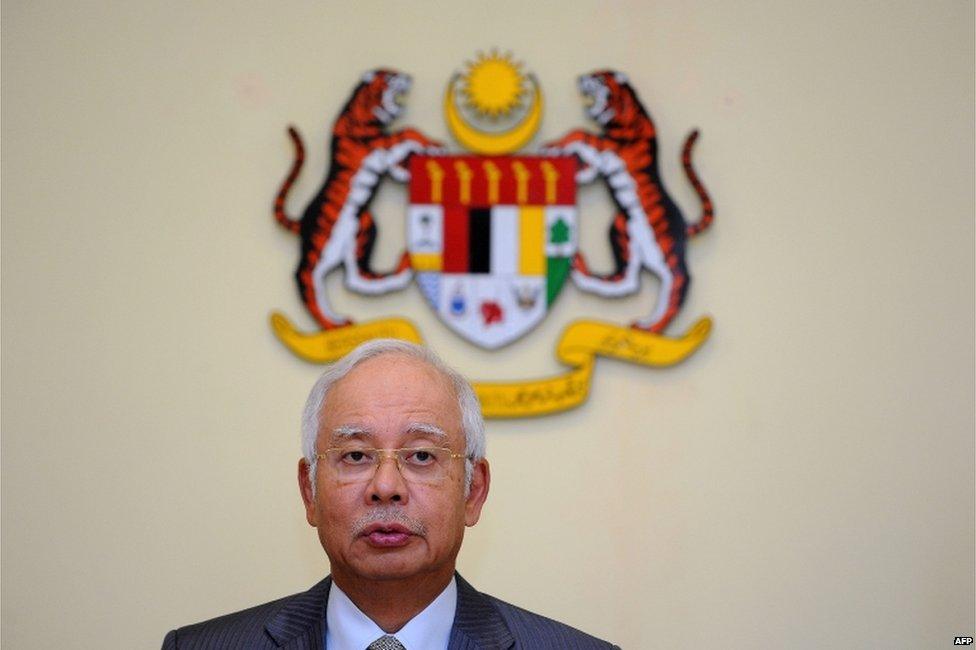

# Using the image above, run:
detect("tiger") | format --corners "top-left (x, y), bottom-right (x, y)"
top-left (544, 70), bottom-right (714, 334)
top-left (273, 69), bottom-right (442, 329)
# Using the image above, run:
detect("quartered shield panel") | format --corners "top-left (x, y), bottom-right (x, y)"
top-left (408, 155), bottom-right (577, 349)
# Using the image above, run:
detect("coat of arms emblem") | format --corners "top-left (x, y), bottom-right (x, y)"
top-left (270, 51), bottom-right (716, 417)
top-left (408, 155), bottom-right (576, 348)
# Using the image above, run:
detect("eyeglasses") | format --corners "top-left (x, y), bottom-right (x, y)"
top-left (316, 447), bottom-right (467, 485)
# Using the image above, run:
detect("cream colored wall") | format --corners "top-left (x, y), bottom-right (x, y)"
top-left (2, 1), bottom-right (973, 648)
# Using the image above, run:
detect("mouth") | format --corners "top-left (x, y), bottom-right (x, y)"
top-left (381, 91), bottom-right (405, 122)
top-left (577, 77), bottom-right (598, 112)
top-left (391, 75), bottom-right (411, 109)
top-left (360, 522), bottom-right (416, 547)
top-left (394, 85), bottom-right (408, 107)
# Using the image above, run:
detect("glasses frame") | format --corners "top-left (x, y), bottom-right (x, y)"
top-left (315, 446), bottom-right (468, 484)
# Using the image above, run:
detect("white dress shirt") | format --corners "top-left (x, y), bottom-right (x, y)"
top-left (325, 577), bottom-right (457, 650)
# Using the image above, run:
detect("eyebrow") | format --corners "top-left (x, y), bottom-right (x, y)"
top-left (329, 423), bottom-right (448, 442)
top-left (405, 422), bottom-right (448, 441)
top-left (331, 425), bottom-right (370, 440)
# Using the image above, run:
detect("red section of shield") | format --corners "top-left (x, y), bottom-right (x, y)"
top-left (555, 158), bottom-right (575, 204)
top-left (442, 205), bottom-right (469, 273)
top-left (409, 156), bottom-right (429, 203)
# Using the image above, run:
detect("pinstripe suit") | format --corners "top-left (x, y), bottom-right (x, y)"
top-left (162, 574), bottom-right (619, 649)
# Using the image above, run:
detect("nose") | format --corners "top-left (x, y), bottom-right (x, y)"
top-left (367, 452), bottom-right (408, 504)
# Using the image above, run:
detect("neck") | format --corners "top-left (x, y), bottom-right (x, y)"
top-left (332, 569), bottom-right (454, 633)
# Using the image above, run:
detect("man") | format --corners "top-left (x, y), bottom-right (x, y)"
top-left (163, 339), bottom-right (618, 649)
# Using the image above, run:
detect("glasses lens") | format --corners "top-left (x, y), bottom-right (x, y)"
top-left (328, 448), bottom-right (378, 481)
top-left (396, 448), bottom-right (449, 483)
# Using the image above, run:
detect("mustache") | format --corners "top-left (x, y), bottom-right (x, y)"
top-left (351, 506), bottom-right (427, 537)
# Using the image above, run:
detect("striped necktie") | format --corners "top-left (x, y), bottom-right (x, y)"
top-left (367, 635), bottom-right (406, 650)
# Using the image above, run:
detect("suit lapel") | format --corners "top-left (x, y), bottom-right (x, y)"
top-left (264, 576), bottom-right (330, 649)
top-left (448, 574), bottom-right (515, 650)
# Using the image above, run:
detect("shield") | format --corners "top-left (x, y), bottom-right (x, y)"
top-left (408, 155), bottom-right (577, 349)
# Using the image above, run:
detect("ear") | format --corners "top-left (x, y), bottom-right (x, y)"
top-left (297, 458), bottom-right (319, 526)
top-left (464, 459), bottom-right (490, 527)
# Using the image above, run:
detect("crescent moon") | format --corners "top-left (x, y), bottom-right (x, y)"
top-left (444, 74), bottom-right (543, 155)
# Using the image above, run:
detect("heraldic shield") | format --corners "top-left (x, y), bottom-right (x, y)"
top-left (408, 155), bottom-right (577, 349)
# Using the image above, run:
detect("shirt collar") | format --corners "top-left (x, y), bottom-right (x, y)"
top-left (326, 577), bottom-right (457, 650)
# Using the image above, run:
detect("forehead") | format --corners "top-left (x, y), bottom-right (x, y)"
top-left (320, 354), bottom-right (462, 443)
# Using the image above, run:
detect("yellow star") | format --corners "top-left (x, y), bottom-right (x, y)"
top-left (461, 50), bottom-right (526, 119)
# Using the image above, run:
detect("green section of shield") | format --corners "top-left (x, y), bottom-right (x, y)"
top-left (546, 257), bottom-right (571, 306)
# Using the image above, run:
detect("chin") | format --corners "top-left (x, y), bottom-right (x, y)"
top-left (353, 557), bottom-right (429, 582)
top-left (346, 540), bottom-right (421, 574)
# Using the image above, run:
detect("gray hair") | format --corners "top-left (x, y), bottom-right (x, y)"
top-left (301, 339), bottom-right (485, 495)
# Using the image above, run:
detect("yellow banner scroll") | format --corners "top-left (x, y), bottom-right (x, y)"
top-left (270, 313), bottom-right (423, 363)
top-left (270, 312), bottom-right (712, 417)
top-left (475, 317), bottom-right (712, 418)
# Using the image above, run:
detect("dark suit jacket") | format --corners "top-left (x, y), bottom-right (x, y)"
top-left (162, 574), bottom-right (619, 649)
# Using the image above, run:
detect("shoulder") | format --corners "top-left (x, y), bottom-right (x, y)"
top-left (161, 596), bottom-right (289, 649)
top-left (162, 578), bottom-right (329, 650)
top-left (455, 575), bottom-right (618, 650)
top-left (485, 593), bottom-right (620, 649)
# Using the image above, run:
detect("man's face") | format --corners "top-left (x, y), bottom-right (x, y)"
top-left (298, 354), bottom-right (489, 590)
